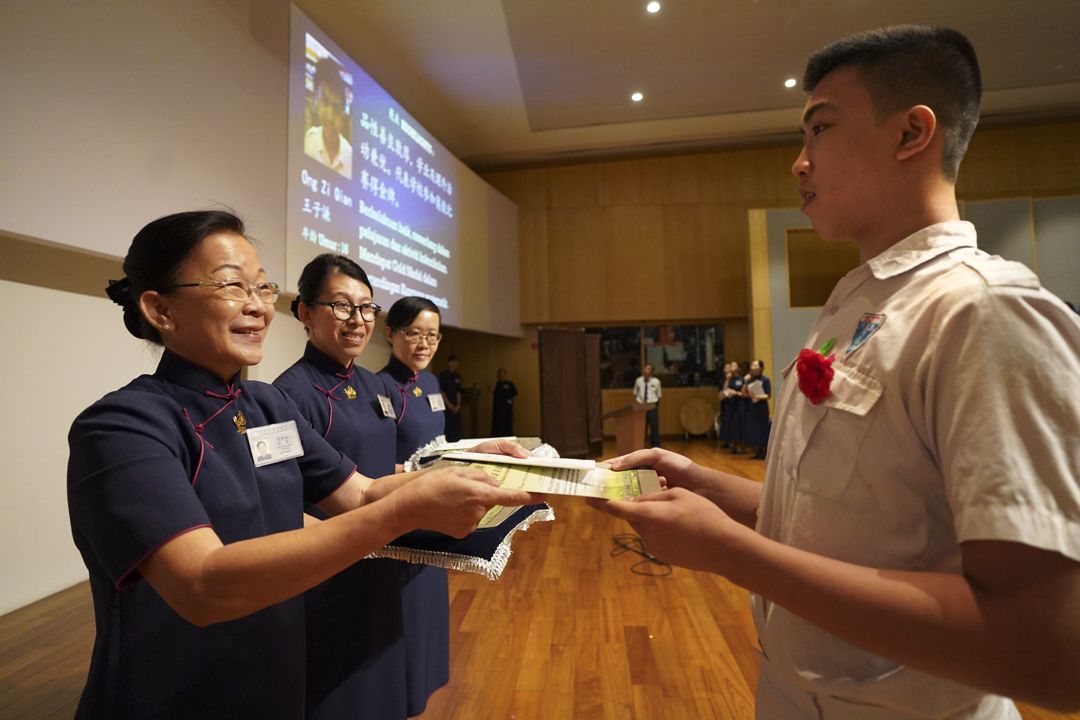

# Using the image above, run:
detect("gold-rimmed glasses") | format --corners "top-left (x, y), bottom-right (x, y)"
top-left (168, 279), bottom-right (280, 304)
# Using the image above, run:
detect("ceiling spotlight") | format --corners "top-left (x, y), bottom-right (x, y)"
top-left (784, 78), bottom-right (798, 88)
top-left (631, 91), bottom-right (644, 102)
top-left (646, 1), bottom-right (661, 13)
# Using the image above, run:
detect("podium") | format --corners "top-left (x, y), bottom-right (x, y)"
top-left (602, 402), bottom-right (655, 457)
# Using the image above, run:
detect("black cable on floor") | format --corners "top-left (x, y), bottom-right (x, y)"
top-left (610, 533), bottom-right (672, 576)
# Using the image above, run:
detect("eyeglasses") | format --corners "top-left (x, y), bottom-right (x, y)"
top-left (400, 329), bottom-right (442, 345)
top-left (168, 279), bottom-right (280, 304)
top-left (308, 300), bottom-right (382, 322)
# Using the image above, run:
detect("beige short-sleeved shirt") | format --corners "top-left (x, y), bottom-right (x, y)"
top-left (752, 221), bottom-right (1080, 718)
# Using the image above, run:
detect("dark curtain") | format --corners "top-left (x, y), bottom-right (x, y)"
top-left (583, 333), bottom-right (602, 456)
top-left (538, 328), bottom-right (601, 458)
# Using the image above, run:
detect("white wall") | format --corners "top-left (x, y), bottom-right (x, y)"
top-left (0, 0), bottom-right (291, 615)
top-left (0, 280), bottom-right (162, 614)
top-left (0, 0), bottom-right (290, 280)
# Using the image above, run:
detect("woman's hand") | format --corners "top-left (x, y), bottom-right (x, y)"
top-left (391, 465), bottom-right (537, 538)
top-left (468, 438), bottom-right (530, 458)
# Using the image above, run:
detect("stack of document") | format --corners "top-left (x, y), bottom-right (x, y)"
top-left (436, 452), bottom-right (661, 505)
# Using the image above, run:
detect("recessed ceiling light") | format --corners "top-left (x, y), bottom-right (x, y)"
top-left (631, 91), bottom-right (644, 102)
top-left (784, 78), bottom-right (798, 89)
top-left (646, 1), bottom-right (661, 14)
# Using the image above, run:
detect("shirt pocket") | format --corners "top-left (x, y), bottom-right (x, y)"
top-left (786, 362), bottom-right (884, 501)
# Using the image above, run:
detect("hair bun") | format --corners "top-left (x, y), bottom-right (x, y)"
top-left (106, 277), bottom-right (133, 307)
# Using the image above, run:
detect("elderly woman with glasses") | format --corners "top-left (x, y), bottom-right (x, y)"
top-left (66, 212), bottom-right (535, 719)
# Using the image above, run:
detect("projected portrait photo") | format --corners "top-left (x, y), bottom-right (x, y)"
top-left (303, 48), bottom-right (353, 179)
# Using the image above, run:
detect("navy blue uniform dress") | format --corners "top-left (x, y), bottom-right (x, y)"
top-left (742, 375), bottom-right (772, 450)
top-left (67, 350), bottom-right (356, 720)
top-left (274, 342), bottom-right (408, 719)
top-left (723, 373), bottom-right (746, 447)
top-left (377, 355), bottom-right (450, 715)
top-left (491, 380), bottom-right (518, 436)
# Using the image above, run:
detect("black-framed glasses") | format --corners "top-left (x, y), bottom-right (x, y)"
top-left (167, 279), bottom-right (279, 304)
top-left (309, 300), bottom-right (382, 322)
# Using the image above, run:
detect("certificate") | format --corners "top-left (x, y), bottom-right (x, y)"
top-left (436, 452), bottom-right (661, 500)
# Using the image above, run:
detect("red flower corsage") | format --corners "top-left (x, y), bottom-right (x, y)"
top-left (796, 338), bottom-right (836, 405)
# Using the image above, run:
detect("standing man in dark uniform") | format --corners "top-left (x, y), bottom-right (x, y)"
top-left (633, 363), bottom-right (662, 447)
top-left (439, 355), bottom-right (463, 442)
top-left (491, 368), bottom-right (518, 436)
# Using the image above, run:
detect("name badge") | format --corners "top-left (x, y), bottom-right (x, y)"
top-left (428, 393), bottom-right (446, 412)
top-left (377, 394), bottom-right (396, 419)
top-left (247, 420), bottom-right (305, 467)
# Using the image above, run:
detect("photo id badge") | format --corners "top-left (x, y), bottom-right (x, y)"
top-left (247, 420), bottom-right (305, 467)
top-left (428, 393), bottom-right (446, 412)
top-left (376, 394), bottom-right (396, 419)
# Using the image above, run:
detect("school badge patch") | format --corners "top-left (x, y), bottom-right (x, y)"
top-left (846, 312), bottom-right (886, 355)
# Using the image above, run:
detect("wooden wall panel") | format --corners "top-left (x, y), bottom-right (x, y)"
top-left (547, 207), bottom-right (608, 322)
top-left (605, 205), bottom-right (665, 322)
top-left (599, 158), bottom-right (653, 206)
top-left (660, 154), bottom-right (705, 204)
top-left (699, 204), bottom-right (750, 317)
top-left (700, 144), bottom-right (802, 205)
top-left (485, 167), bottom-right (550, 210)
top-left (959, 120), bottom-right (1080, 199)
top-left (519, 208), bottom-right (550, 323)
top-left (548, 163), bottom-right (602, 208)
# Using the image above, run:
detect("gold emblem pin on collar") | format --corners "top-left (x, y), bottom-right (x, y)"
top-left (232, 409), bottom-right (247, 434)
top-left (344, 386), bottom-right (357, 400)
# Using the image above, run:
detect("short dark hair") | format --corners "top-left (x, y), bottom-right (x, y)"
top-left (291, 253), bottom-right (372, 320)
top-left (385, 296), bottom-right (440, 331)
top-left (108, 210), bottom-right (247, 344)
top-left (313, 57), bottom-right (346, 98)
top-left (803, 25), bottom-right (981, 182)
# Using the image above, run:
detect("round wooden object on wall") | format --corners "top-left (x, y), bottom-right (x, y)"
top-left (679, 397), bottom-right (716, 435)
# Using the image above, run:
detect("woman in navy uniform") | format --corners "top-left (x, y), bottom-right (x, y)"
top-left (377, 296), bottom-right (452, 716)
top-left (66, 211), bottom-right (534, 719)
top-left (273, 254), bottom-right (408, 719)
top-left (491, 368), bottom-right (518, 436)
top-left (726, 362), bottom-right (747, 452)
top-left (741, 358), bottom-right (772, 459)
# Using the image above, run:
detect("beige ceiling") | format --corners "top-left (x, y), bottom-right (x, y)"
top-left (294, 0), bottom-right (1080, 171)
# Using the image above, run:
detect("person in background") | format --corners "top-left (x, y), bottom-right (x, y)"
top-left (67, 211), bottom-right (534, 719)
top-left (741, 359), bottom-right (771, 460)
top-left (491, 368), bottom-right (519, 436)
top-left (727, 361), bottom-right (747, 453)
top-left (439, 354), bottom-right (463, 442)
top-left (717, 361), bottom-right (738, 448)
top-left (304, 57), bottom-right (353, 179)
top-left (593, 26), bottom-right (1080, 718)
top-left (633, 362), bottom-right (663, 448)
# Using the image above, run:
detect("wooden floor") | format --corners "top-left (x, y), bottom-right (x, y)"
top-left (0, 439), bottom-right (1075, 719)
